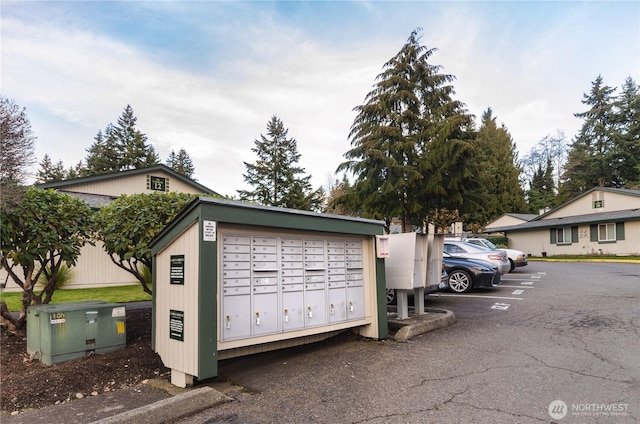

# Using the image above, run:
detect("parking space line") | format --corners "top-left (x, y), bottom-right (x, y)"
top-left (501, 277), bottom-right (541, 281)
top-left (428, 293), bottom-right (524, 300)
top-left (499, 285), bottom-right (534, 289)
top-left (512, 289), bottom-right (524, 295)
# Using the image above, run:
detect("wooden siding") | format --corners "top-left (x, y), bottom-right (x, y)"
top-left (1, 243), bottom-right (137, 292)
top-left (545, 190), bottom-right (640, 219)
top-left (56, 170), bottom-right (207, 197)
top-left (507, 221), bottom-right (640, 257)
top-left (485, 215), bottom-right (532, 229)
top-left (154, 222), bottom-right (201, 376)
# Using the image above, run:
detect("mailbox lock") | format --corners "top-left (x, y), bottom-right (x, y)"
top-left (283, 308), bottom-right (289, 323)
top-left (255, 312), bottom-right (260, 326)
top-left (307, 306), bottom-right (312, 318)
top-left (225, 314), bottom-right (231, 329)
top-left (349, 301), bottom-right (354, 312)
top-left (330, 303), bottom-right (334, 315)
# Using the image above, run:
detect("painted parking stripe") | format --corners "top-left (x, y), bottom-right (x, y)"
top-left (521, 282), bottom-right (534, 285)
top-left (428, 293), bottom-right (523, 300)
top-left (512, 289), bottom-right (524, 295)
top-left (501, 277), bottom-right (540, 281)
top-left (499, 285), bottom-right (534, 289)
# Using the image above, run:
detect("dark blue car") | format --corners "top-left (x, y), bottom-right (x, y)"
top-left (442, 252), bottom-right (501, 293)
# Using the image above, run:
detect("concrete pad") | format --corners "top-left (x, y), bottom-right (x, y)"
top-left (91, 386), bottom-right (231, 424)
top-left (388, 308), bottom-right (456, 342)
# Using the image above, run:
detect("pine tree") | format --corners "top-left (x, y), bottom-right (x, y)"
top-left (527, 158), bottom-right (556, 213)
top-left (0, 96), bottom-right (36, 206)
top-left (237, 116), bottom-right (323, 211)
top-left (470, 108), bottom-right (527, 225)
top-left (166, 148), bottom-right (196, 179)
top-left (84, 105), bottom-right (159, 176)
top-left (36, 154), bottom-right (66, 183)
top-left (610, 76), bottom-right (640, 188)
top-left (337, 28), bottom-right (476, 232)
top-left (561, 75), bottom-right (618, 197)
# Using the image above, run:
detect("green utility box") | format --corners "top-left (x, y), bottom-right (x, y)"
top-left (27, 301), bottom-right (127, 365)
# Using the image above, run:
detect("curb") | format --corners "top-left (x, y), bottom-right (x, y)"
top-left (388, 308), bottom-right (456, 342)
top-left (91, 386), bottom-right (231, 424)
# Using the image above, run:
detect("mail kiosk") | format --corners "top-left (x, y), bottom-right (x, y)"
top-left (150, 197), bottom-right (388, 387)
top-left (384, 232), bottom-right (444, 319)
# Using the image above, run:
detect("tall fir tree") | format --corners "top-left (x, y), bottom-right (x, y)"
top-left (470, 108), bottom-right (527, 225)
top-left (526, 158), bottom-right (556, 214)
top-left (84, 105), bottom-right (158, 176)
top-left (337, 28), bottom-right (476, 233)
top-left (36, 154), bottom-right (66, 183)
top-left (166, 148), bottom-right (196, 179)
top-left (610, 76), bottom-right (640, 188)
top-left (237, 116), bottom-right (323, 211)
top-left (561, 75), bottom-right (618, 198)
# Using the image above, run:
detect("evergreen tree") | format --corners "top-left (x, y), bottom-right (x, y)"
top-left (526, 158), bottom-right (556, 214)
top-left (469, 108), bottom-right (527, 225)
top-left (337, 28), bottom-right (476, 232)
top-left (324, 174), bottom-right (360, 216)
top-left (84, 105), bottom-right (159, 175)
top-left (0, 96), bottom-right (36, 206)
top-left (36, 154), bottom-right (66, 183)
top-left (610, 76), bottom-right (640, 188)
top-left (561, 75), bottom-right (618, 197)
top-left (237, 116), bottom-right (323, 211)
top-left (166, 148), bottom-right (196, 179)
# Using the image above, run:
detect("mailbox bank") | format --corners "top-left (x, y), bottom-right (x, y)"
top-left (150, 197), bottom-right (388, 387)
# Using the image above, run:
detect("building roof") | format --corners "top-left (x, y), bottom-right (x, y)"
top-left (60, 191), bottom-right (116, 208)
top-left (488, 208), bottom-right (640, 233)
top-left (506, 213), bottom-right (538, 221)
top-left (36, 164), bottom-right (218, 195)
top-left (535, 187), bottom-right (640, 221)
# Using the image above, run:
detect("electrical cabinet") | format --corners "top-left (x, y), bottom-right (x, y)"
top-left (27, 301), bottom-right (126, 365)
top-left (220, 234), bottom-right (366, 341)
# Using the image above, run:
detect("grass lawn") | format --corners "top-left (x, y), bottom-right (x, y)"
top-left (1, 285), bottom-right (151, 312)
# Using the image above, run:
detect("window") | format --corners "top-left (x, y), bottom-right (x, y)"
top-left (598, 223), bottom-right (616, 241)
top-left (556, 227), bottom-right (572, 244)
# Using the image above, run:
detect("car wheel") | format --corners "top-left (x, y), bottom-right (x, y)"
top-left (448, 270), bottom-right (473, 293)
top-left (508, 259), bottom-right (515, 272)
top-left (385, 288), bottom-right (395, 304)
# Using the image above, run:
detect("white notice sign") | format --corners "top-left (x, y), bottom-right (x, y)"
top-left (203, 220), bottom-right (217, 242)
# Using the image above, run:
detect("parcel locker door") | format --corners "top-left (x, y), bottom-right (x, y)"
top-left (252, 289), bottom-right (279, 336)
top-left (304, 285), bottom-right (327, 327)
top-left (221, 288), bottom-right (251, 340)
top-left (328, 287), bottom-right (347, 323)
top-left (346, 284), bottom-right (365, 320)
top-left (282, 286), bottom-right (305, 331)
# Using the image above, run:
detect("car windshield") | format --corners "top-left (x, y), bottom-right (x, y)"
top-left (483, 240), bottom-right (498, 249)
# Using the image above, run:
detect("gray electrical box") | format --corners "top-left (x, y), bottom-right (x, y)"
top-left (27, 301), bottom-right (127, 365)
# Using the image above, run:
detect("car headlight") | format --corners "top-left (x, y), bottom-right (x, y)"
top-left (471, 265), bottom-right (491, 272)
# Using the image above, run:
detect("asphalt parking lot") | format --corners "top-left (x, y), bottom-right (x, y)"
top-left (174, 261), bottom-right (638, 424)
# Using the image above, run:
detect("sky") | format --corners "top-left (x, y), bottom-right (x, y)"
top-left (2, 1), bottom-right (638, 197)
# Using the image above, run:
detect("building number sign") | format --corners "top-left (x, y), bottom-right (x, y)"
top-left (147, 175), bottom-right (168, 192)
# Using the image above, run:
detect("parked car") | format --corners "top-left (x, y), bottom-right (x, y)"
top-left (463, 238), bottom-right (528, 272)
top-left (386, 267), bottom-right (448, 305)
top-left (442, 252), bottom-right (501, 293)
top-left (443, 240), bottom-right (510, 274)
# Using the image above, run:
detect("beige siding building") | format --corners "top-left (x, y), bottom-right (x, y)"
top-left (487, 187), bottom-right (640, 257)
top-left (2, 165), bottom-right (217, 292)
